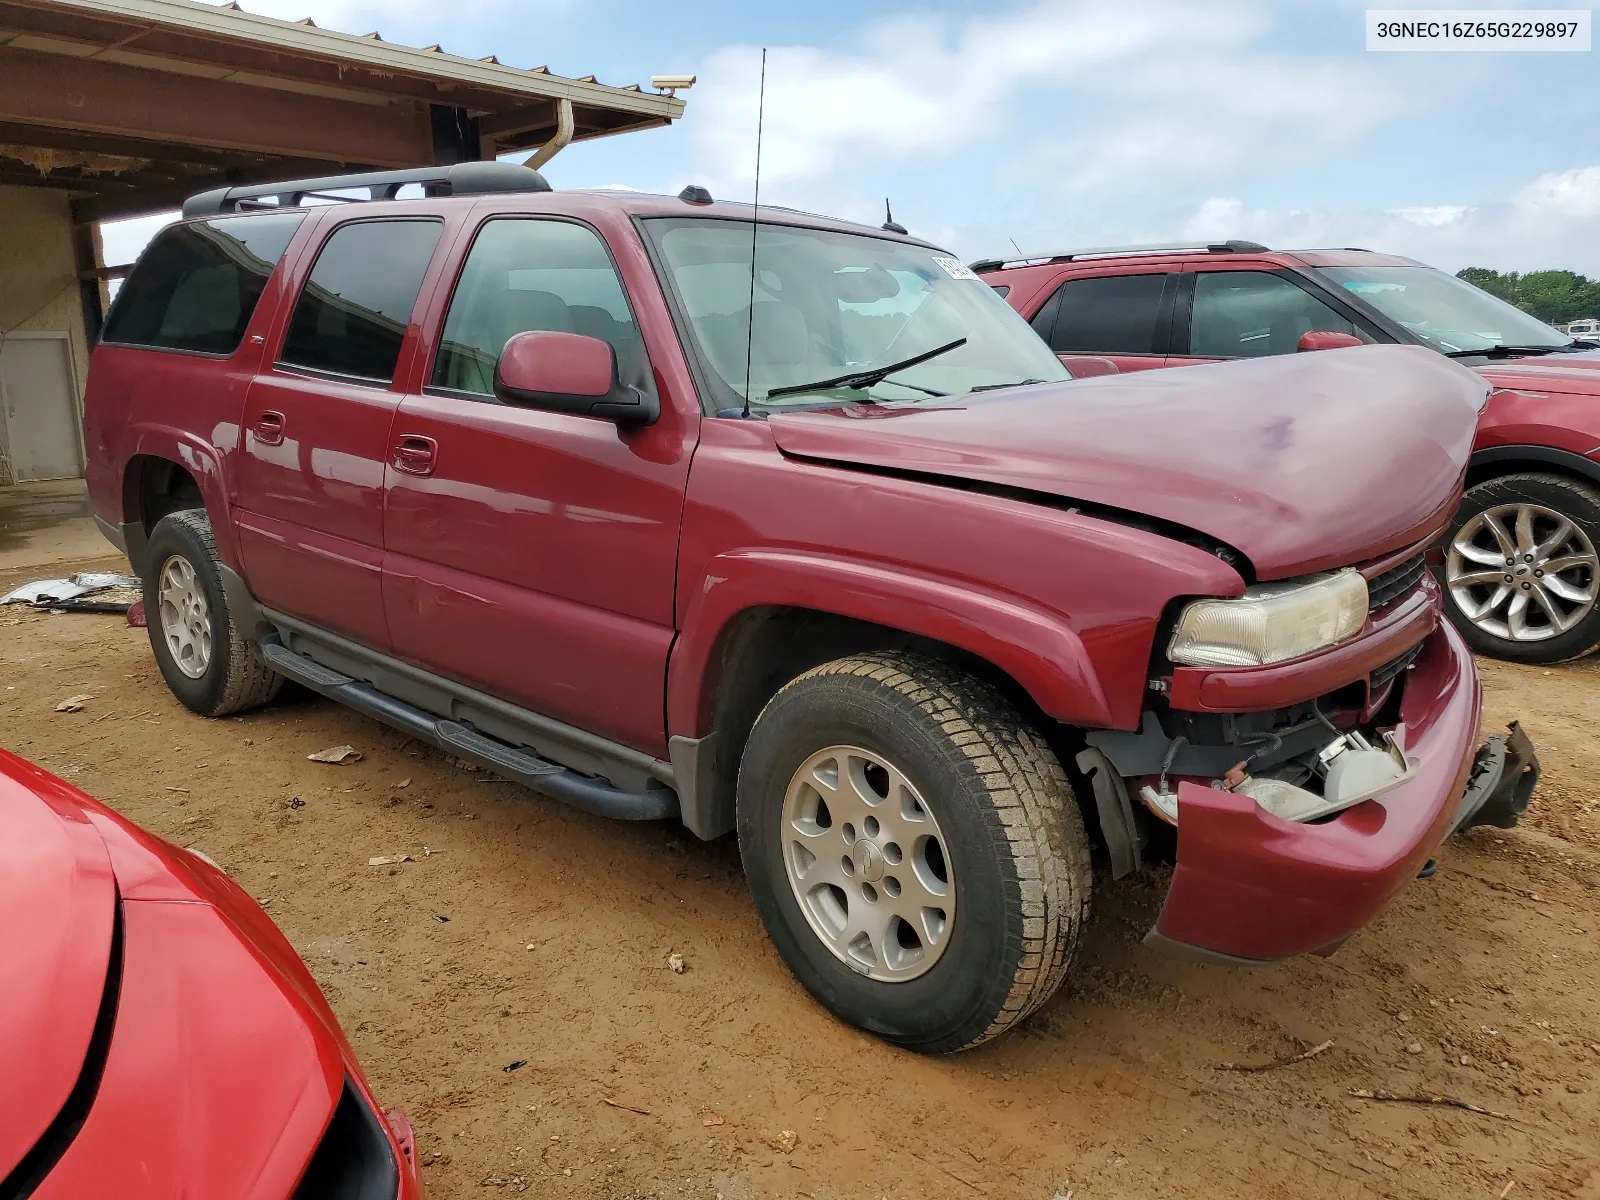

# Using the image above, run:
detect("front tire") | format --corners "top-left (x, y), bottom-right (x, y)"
top-left (143, 510), bottom-right (283, 717)
top-left (1443, 473), bottom-right (1600, 664)
top-left (737, 652), bottom-right (1091, 1053)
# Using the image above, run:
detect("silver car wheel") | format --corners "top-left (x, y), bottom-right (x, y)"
top-left (780, 744), bottom-right (956, 983)
top-left (157, 553), bottom-right (213, 679)
top-left (1447, 502), bottom-right (1600, 642)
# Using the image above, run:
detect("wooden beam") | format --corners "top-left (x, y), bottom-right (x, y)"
top-left (0, 44), bottom-right (433, 166)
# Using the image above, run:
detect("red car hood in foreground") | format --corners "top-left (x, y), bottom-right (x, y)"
top-left (769, 345), bottom-right (1487, 579)
top-left (0, 750), bottom-right (420, 1199)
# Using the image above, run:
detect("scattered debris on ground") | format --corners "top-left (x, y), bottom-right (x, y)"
top-left (307, 744), bottom-right (362, 764)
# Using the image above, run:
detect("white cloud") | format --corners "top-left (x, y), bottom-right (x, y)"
top-left (1174, 173), bottom-right (1600, 275)
top-left (1514, 165), bottom-right (1600, 222)
top-left (684, 0), bottom-right (1405, 219)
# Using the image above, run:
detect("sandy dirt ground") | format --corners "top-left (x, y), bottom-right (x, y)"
top-left (2, 552), bottom-right (1597, 1200)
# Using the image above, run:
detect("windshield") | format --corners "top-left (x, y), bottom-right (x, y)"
top-left (645, 217), bottom-right (1069, 409)
top-left (1315, 264), bottom-right (1572, 354)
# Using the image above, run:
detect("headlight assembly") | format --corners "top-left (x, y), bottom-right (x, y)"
top-left (1167, 569), bottom-right (1368, 668)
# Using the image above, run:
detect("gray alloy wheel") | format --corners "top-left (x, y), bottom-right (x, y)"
top-left (1447, 502), bottom-right (1599, 642)
top-left (780, 743), bottom-right (957, 982)
top-left (157, 553), bottom-right (214, 679)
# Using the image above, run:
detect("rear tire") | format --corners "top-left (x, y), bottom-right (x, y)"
top-left (737, 652), bottom-right (1091, 1052)
top-left (1442, 473), bottom-right (1600, 664)
top-left (143, 510), bottom-right (282, 717)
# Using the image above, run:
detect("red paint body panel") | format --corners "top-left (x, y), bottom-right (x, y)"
top-left (669, 419), bottom-right (1245, 735)
top-left (0, 750), bottom-right (422, 1199)
top-left (764, 346), bottom-right (1484, 579)
top-left (1156, 621), bottom-right (1480, 960)
top-left (1167, 575), bottom-right (1441, 713)
top-left (0, 761), bottom-right (116, 1182)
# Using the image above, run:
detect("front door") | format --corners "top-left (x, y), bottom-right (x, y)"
top-left (383, 215), bottom-right (693, 756)
top-left (0, 335), bottom-right (80, 481)
top-left (234, 215), bottom-right (447, 651)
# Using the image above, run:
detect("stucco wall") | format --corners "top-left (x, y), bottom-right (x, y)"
top-left (0, 186), bottom-right (92, 485)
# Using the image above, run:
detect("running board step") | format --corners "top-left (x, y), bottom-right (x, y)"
top-left (258, 637), bottom-right (678, 822)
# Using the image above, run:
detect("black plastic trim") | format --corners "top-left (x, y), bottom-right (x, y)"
top-left (1469, 444), bottom-right (1600, 488)
top-left (290, 1079), bottom-right (399, 1200)
top-left (258, 633), bottom-right (678, 822)
top-left (1, 898), bottom-right (123, 1199)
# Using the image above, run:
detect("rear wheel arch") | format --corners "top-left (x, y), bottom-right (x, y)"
top-left (119, 445), bottom-right (235, 577)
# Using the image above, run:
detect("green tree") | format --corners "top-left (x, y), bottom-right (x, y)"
top-left (1456, 267), bottom-right (1600, 325)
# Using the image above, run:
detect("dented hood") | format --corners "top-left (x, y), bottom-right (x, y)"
top-left (767, 345), bottom-right (1487, 579)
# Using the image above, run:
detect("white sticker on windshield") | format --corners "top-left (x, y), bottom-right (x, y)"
top-left (931, 255), bottom-right (979, 281)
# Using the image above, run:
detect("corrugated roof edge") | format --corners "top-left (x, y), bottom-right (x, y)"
top-left (43, 0), bottom-right (685, 117)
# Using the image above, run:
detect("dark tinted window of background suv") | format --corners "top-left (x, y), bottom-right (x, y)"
top-left (100, 213), bottom-right (304, 355)
top-left (280, 219), bottom-right (442, 383)
top-left (1042, 273), bottom-right (1169, 354)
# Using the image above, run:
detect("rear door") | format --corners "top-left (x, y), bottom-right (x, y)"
top-left (233, 213), bottom-right (450, 651)
top-left (1028, 267), bottom-right (1176, 372)
top-left (1172, 264), bottom-right (1378, 365)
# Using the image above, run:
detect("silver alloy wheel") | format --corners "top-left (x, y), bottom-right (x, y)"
top-left (157, 553), bottom-right (213, 679)
top-left (1447, 502), bottom-right (1600, 642)
top-left (780, 744), bottom-right (956, 983)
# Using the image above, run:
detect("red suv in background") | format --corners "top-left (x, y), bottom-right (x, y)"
top-left (83, 165), bottom-right (1536, 1051)
top-left (977, 243), bottom-right (1600, 664)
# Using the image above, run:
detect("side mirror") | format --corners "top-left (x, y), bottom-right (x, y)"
top-left (1297, 330), bottom-right (1364, 352)
top-left (1058, 353), bottom-right (1120, 378)
top-left (494, 331), bottom-right (659, 426)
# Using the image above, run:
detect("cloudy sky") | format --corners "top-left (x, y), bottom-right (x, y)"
top-left (102, 0), bottom-right (1600, 275)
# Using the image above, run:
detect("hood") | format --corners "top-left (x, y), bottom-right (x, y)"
top-left (0, 754), bottom-right (117, 1185)
top-left (1478, 350), bottom-right (1600, 396)
top-left (767, 344), bottom-right (1486, 579)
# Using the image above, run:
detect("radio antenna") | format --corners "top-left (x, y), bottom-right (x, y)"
top-left (741, 47), bottom-right (767, 418)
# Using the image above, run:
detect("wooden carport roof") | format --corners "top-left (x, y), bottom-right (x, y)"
top-left (0, 0), bottom-right (686, 221)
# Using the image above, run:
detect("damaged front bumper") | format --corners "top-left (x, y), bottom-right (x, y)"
top-left (1143, 620), bottom-right (1538, 965)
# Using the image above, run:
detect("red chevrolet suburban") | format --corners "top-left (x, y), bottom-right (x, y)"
top-left (83, 163), bottom-right (1536, 1051)
top-left (977, 242), bottom-right (1600, 664)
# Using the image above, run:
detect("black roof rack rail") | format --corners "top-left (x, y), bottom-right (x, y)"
top-left (969, 239), bottom-right (1270, 273)
top-left (182, 161), bottom-right (551, 218)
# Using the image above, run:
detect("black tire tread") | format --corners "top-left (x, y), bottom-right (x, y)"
top-left (151, 510), bottom-right (282, 715)
top-left (769, 651), bottom-right (1092, 1049)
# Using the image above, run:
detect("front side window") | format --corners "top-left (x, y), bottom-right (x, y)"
top-left (1314, 264), bottom-right (1571, 354)
top-left (645, 218), bottom-right (1069, 410)
top-left (101, 213), bottom-right (304, 354)
top-left (280, 219), bottom-right (442, 383)
top-left (1190, 271), bottom-right (1362, 358)
top-left (433, 219), bottom-right (647, 396)
top-left (1045, 273), bottom-right (1170, 355)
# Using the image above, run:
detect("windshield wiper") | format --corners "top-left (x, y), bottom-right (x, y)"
top-left (764, 337), bottom-right (966, 400)
top-left (1445, 344), bottom-right (1562, 359)
top-left (968, 378), bottom-right (1048, 393)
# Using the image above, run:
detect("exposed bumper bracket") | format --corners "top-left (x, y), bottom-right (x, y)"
top-left (1451, 720), bottom-right (1539, 834)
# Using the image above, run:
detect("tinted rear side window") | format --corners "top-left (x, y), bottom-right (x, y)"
top-left (1047, 273), bottom-right (1169, 354)
top-left (280, 219), bottom-right (442, 383)
top-left (101, 213), bottom-right (304, 354)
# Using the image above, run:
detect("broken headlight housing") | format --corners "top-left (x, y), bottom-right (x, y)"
top-left (1167, 569), bottom-right (1368, 668)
